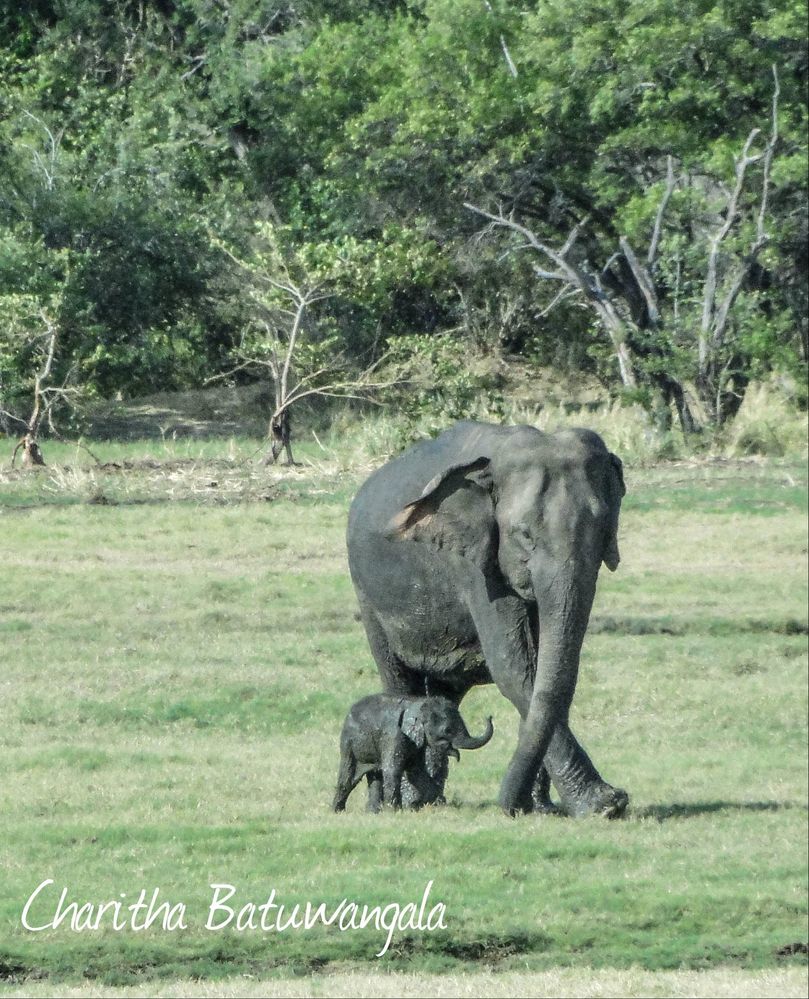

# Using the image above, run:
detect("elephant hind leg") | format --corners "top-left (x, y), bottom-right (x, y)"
top-left (358, 605), bottom-right (423, 695)
top-left (532, 764), bottom-right (562, 814)
top-left (366, 773), bottom-right (383, 813)
top-left (545, 724), bottom-right (628, 818)
top-left (332, 752), bottom-right (361, 812)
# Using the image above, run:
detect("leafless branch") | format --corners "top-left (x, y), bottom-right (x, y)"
top-left (495, 241), bottom-right (533, 262)
top-left (700, 127), bottom-right (762, 363)
top-left (619, 237), bottom-right (660, 326)
top-left (648, 155), bottom-right (677, 265)
top-left (483, 2), bottom-right (518, 78)
top-left (276, 379), bottom-right (402, 417)
top-left (536, 285), bottom-right (581, 318)
top-left (0, 407), bottom-right (29, 429)
top-left (756, 64), bottom-right (780, 246)
top-left (214, 234), bottom-right (392, 461)
top-left (180, 55), bottom-right (207, 81)
top-left (560, 219), bottom-right (587, 257)
top-left (203, 358), bottom-right (262, 385)
top-left (21, 110), bottom-right (63, 190)
top-left (286, 362), bottom-right (348, 396)
top-left (465, 201), bottom-right (638, 387)
top-left (711, 262), bottom-right (749, 352)
top-left (532, 266), bottom-right (569, 282)
top-left (700, 68), bottom-right (780, 372)
top-left (28, 318), bottom-right (59, 437)
top-left (279, 297), bottom-right (307, 411)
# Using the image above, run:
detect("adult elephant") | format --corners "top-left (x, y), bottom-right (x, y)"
top-left (346, 420), bottom-right (628, 818)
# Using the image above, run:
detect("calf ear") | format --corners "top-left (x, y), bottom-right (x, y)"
top-left (399, 702), bottom-right (426, 749)
top-left (385, 457), bottom-right (495, 566)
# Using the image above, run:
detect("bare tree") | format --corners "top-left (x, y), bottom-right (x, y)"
top-left (466, 67), bottom-right (781, 434)
top-left (482, 1), bottom-right (518, 79)
top-left (454, 282), bottom-right (528, 353)
top-left (697, 68), bottom-right (780, 421)
top-left (212, 238), bottom-right (397, 464)
top-left (1, 303), bottom-right (83, 467)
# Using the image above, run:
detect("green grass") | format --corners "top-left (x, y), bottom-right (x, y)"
top-left (0, 442), bottom-right (806, 990)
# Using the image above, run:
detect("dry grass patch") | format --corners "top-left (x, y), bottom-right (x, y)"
top-left (2, 967), bottom-right (808, 998)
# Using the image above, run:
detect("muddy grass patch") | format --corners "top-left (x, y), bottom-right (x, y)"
top-left (590, 615), bottom-right (808, 636)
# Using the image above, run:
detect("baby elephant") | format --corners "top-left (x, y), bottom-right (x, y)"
top-left (332, 693), bottom-right (494, 812)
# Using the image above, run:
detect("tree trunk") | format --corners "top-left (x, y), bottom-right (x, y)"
top-left (656, 374), bottom-right (701, 436)
top-left (13, 434), bottom-right (46, 468)
top-left (264, 408), bottom-right (295, 466)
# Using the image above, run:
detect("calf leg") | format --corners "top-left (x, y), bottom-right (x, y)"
top-left (366, 773), bottom-right (383, 813)
top-left (332, 752), bottom-right (360, 812)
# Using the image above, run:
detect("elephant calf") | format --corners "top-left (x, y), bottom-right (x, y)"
top-left (332, 693), bottom-right (493, 812)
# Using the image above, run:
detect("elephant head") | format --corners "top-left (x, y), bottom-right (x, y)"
top-left (387, 425), bottom-right (625, 810)
top-left (400, 697), bottom-right (494, 760)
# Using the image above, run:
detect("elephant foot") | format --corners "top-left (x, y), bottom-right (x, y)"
top-left (400, 781), bottom-right (445, 810)
top-left (560, 784), bottom-right (629, 819)
top-left (600, 787), bottom-right (629, 819)
top-left (412, 794), bottom-right (446, 811)
top-left (500, 765), bottom-right (563, 817)
top-left (533, 799), bottom-right (564, 816)
top-left (531, 766), bottom-right (562, 815)
top-left (498, 762), bottom-right (627, 818)
top-left (498, 788), bottom-right (534, 817)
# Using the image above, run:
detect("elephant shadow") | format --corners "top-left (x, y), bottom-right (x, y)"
top-left (442, 799), bottom-right (804, 820)
top-left (635, 800), bottom-right (805, 822)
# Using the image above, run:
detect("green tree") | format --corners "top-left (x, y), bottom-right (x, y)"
top-left (0, 0), bottom-right (804, 423)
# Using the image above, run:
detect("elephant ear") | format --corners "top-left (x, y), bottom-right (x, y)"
top-left (603, 453), bottom-right (626, 572)
top-left (609, 453), bottom-right (626, 497)
top-left (385, 456), bottom-right (495, 567)
top-left (399, 702), bottom-right (426, 749)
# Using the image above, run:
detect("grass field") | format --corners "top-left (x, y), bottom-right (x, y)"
top-left (0, 433), bottom-right (807, 997)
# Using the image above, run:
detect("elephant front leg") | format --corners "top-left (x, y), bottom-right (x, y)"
top-left (381, 751), bottom-right (405, 810)
top-left (467, 587), bottom-right (627, 818)
top-left (500, 699), bottom-right (628, 818)
top-left (400, 744), bottom-right (448, 808)
top-left (502, 761), bottom-right (558, 814)
top-left (508, 721), bottom-right (558, 814)
top-left (402, 747), bottom-right (449, 808)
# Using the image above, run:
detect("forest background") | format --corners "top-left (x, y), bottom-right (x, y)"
top-left (0, 0), bottom-right (806, 456)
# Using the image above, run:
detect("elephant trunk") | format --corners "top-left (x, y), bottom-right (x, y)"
top-left (498, 560), bottom-right (598, 813)
top-left (452, 715), bottom-right (494, 751)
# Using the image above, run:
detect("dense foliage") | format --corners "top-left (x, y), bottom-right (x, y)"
top-left (0, 1), bottom-right (806, 436)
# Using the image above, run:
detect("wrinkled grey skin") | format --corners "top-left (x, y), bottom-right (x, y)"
top-left (332, 693), bottom-right (494, 812)
top-left (347, 420), bottom-right (628, 818)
